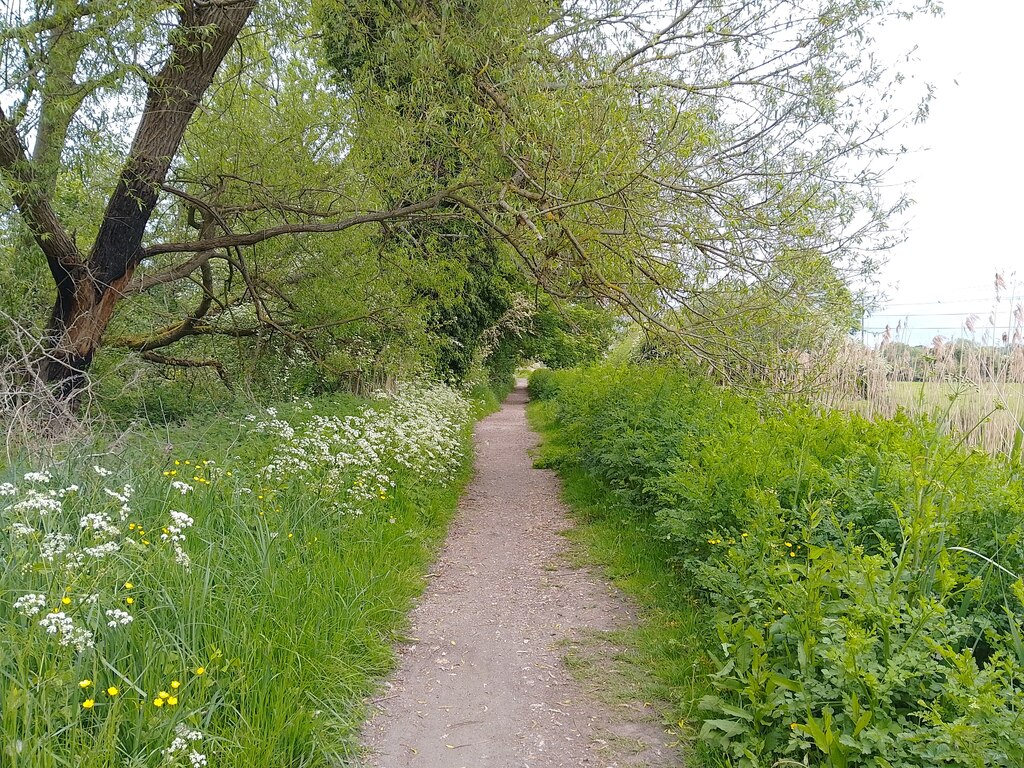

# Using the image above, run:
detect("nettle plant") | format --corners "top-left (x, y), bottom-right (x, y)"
top-left (694, 439), bottom-right (1024, 767)
top-left (538, 365), bottom-right (1024, 768)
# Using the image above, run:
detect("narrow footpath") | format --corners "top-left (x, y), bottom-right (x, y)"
top-left (361, 384), bottom-right (679, 767)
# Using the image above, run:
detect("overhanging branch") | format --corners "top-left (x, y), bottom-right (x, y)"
top-left (143, 189), bottom-right (463, 257)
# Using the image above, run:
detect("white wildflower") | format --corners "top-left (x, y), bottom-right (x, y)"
top-left (13, 593), bottom-right (47, 618)
top-left (164, 725), bottom-right (205, 765)
top-left (92, 465), bottom-right (112, 477)
top-left (11, 522), bottom-right (35, 537)
top-left (23, 471), bottom-right (51, 484)
top-left (170, 481), bottom-right (193, 495)
top-left (104, 608), bottom-right (133, 627)
top-left (10, 490), bottom-right (62, 515)
top-left (79, 512), bottom-right (120, 539)
top-left (0, 482), bottom-right (16, 496)
top-left (83, 541), bottom-right (120, 559)
top-left (38, 612), bottom-right (94, 651)
top-left (40, 532), bottom-right (74, 561)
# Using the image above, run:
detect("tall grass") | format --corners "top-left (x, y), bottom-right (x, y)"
top-left (807, 339), bottom-right (1024, 458)
top-left (1, 381), bottom-right (478, 767)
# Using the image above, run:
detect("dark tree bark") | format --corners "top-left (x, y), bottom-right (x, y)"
top-left (1, 2), bottom-right (257, 404)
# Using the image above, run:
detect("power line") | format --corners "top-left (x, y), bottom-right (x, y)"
top-left (870, 311), bottom-right (1020, 318)
top-left (863, 327), bottom-right (1018, 333)
top-left (878, 296), bottom-right (1021, 308)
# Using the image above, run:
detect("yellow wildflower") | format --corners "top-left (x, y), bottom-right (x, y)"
top-left (106, 686), bottom-right (118, 697)
top-left (168, 696), bottom-right (178, 706)
top-left (82, 699), bottom-right (95, 709)
top-left (126, 597), bottom-right (134, 605)
top-left (171, 680), bottom-right (180, 689)
top-left (124, 581), bottom-right (133, 589)
top-left (195, 667), bottom-right (205, 676)
top-left (79, 679), bottom-right (92, 688)
top-left (158, 691), bottom-right (169, 699)
top-left (153, 698), bottom-right (164, 707)
top-left (61, 596), bottom-right (71, 605)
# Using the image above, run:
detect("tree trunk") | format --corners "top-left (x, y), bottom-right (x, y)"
top-left (39, 264), bottom-right (136, 402)
top-left (27, 2), bottom-right (258, 402)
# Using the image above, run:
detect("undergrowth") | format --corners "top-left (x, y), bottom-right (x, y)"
top-left (530, 365), bottom-right (1024, 768)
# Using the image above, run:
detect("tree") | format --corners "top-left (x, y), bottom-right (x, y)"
top-left (1, 1), bottom-right (258, 400)
top-left (318, 0), bottom-right (940, 373)
top-left (1, 0), bottom-right (940, 406)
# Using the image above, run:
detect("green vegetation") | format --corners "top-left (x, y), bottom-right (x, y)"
top-left (1, 0), bottom-right (938, 410)
top-left (531, 365), bottom-right (1024, 767)
top-left (0, 2), bottom-right (983, 765)
top-left (1, 382), bottom-right (480, 766)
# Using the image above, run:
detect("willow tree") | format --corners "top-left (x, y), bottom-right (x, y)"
top-left (319, 0), bottom-right (940, 377)
top-left (1, 0), bottom-right (939, 405)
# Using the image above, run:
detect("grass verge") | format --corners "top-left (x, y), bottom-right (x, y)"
top-left (2, 381), bottom-right (483, 767)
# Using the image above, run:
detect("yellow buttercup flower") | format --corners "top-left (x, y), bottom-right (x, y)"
top-left (126, 597), bottom-right (134, 605)
top-left (61, 596), bottom-right (71, 605)
top-left (153, 698), bottom-right (164, 707)
top-left (124, 581), bottom-right (133, 589)
top-left (79, 679), bottom-right (92, 688)
top-left (158, 691), bottom-right (169, 699)
top-left (195, 666), bottom-right (205, 676)
top-left (106, 686), bottom-right (118, 697)
top-left (82, 699), bottom-right (95, 709)
top-left (171, 680), bottom-right (181, 689)
top-left (167, 696), bottom-right (178, 706)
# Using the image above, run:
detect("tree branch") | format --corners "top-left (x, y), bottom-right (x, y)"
top-left (143, 189), bottom-right (459, 256)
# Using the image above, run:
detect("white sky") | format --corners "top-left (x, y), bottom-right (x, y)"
top-left (865, 1), bottom-right (1024, 345)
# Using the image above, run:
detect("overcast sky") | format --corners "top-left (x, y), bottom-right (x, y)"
top-left (864, 1), bottom-right (1024, 346)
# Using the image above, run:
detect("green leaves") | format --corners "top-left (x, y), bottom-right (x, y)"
top-left (539, 364), bottom-right (1024, 767)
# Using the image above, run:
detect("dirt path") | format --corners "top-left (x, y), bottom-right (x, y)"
top-left (360, 384), bottom-right (679, 767)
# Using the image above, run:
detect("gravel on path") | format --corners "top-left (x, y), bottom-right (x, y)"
top-left (360, 383), bottom-right (680, 768)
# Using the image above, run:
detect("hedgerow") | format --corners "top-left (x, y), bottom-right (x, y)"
top-left (534, 365), bottom-right (1024, 767)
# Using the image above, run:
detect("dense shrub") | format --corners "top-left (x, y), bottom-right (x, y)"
top-left (526, 368), bottom-right (561, 401)
top-left (541, 365), bottom-right (1024, 767)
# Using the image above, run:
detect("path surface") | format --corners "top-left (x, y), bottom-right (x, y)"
top-left (361, 384), bottom-right (678, 767)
